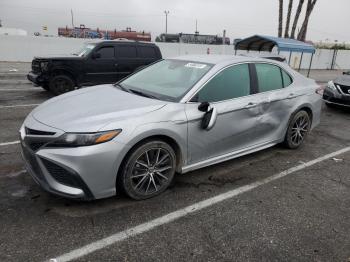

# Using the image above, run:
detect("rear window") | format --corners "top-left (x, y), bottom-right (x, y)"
top-left (116, 46), bottom-right (137, 58)
top-left (139, 46), bottom-right (157, 58)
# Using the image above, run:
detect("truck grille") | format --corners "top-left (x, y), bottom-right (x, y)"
top-left (32, 60), bottom-right (40, 73)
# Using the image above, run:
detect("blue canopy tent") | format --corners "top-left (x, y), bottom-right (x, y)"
top-left (235, 35), bottom-right (316, 77)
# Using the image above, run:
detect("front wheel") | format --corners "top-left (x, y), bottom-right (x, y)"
top-left (284, 110), bottom-right (311, 149)
top-left (120, 141), bottom-right (176, 200)
top-left (49, 75), bottom-right (75, 95)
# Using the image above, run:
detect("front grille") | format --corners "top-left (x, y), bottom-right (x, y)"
top-left (41, 159), bottom-right (81, 188)
top-left (22, 144), bottom-right (46, 182)
top-left (25, 127), bottom-right (55, 136)
top-left (29, 142), bottom-right (46, 151)
top-left (336, 84), bottom-right (350, 95)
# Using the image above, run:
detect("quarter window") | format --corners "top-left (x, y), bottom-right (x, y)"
top-left (195, 64), bottom-right (250, 102)
top-left (282, 69), bottom-right (293, 87)
top-left (96, 46), bottom-right (114, 59)
top-left (255, 63), bottom-right (283, 92)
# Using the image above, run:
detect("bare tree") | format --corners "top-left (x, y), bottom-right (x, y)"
top-left (290, 0), bottom-right (305, 39)
top-left (278, 0), bottom-right (283, 37)
top-left (284, 0), bottom-right (293, 38)
top-left (297, 0), bottom-right (317, 41)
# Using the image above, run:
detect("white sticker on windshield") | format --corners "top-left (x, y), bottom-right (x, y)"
top-left (185, 63), bottom-right (207, 69)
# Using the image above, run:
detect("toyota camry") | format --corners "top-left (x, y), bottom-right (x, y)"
top-left (20, 55), bottom-right (322, 200)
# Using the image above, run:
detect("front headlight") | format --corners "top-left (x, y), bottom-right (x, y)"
top-left (46, 130), bottom-right (122, 148)
top-left (327, 81), bottom-right (337, 91)
top-left (40, 61), bottom-right (49, 72)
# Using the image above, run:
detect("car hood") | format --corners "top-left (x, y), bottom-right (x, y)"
top-left (334, 75), bottom-right (350, 86)
top-left (32, 85), bottom-right (166, 132)
top-left (34, 54), bottom-right (83, 60)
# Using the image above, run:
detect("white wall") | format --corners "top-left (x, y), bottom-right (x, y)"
top-left (0, 35), bottom-right (349, 69)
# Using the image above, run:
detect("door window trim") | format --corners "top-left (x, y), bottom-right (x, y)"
top-left (252, 62), bottom-right (294, 94)
top-left (186, 62), bottom-right (256, 104)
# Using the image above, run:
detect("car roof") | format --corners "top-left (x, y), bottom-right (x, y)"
top-left (171, 54), bottom-right (278, 65)
top-left (85, 39), bottom-right (156, 45)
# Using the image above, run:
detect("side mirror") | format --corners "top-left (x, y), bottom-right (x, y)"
top-left (91, 52), bottom-right (101, 59)
top-left (198, 101), bottom-right (210, 112)
top-left (198, 102), bottom-right (217, 130)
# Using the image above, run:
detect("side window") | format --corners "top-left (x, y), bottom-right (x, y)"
top-left (195, 64), bottom-right (250, 102)
top-left (281, 69), bottom-right (293, 87)
top-left (139, 46), bottom-right (156, 58)
top-left (255, 63), bottom-right (283, 92)
top-left (116, 46), bottom-right (137, 58)
top-left (96, 46), bottom-right (114, 59)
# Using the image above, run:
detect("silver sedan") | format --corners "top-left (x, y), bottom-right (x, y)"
top-left (20, 55), bottom-right (322, 200)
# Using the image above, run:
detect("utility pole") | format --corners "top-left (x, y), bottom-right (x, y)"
top-left (164, 10), bottom-right (169, 34)
top-left (71, 9), bottom-right (74, 28)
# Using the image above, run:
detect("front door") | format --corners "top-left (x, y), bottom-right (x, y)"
top-left (185, 63), bottom-right (262, 164)
top-left (85, 45), bottom-right (118, 85)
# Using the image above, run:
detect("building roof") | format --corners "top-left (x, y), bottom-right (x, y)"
top-left (235, 35), bottom-right (315, 54)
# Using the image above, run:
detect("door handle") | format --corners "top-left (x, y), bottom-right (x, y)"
top-left (244, 102), bottom-right (258, 109)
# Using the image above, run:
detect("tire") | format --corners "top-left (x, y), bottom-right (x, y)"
top-left (120, 140), bottom-right (176, 200)
top-left (49, 74), bottom-right (75, 95)
top-left (41, 83), bottom-right (50, 91)
top-left (284, 110), bottom-right (311, 149)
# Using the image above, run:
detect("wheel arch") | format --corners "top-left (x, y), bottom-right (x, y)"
top-left (115, 132), bottom-right (185, 191)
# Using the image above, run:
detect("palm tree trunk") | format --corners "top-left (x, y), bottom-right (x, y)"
top-left (284, 0), bottom-right (293, 38)
top-left (278, 0), bottom-right (283, 37)
top-left (297, 0), bottom-right (317, 41)
top-left (290, 0), bottom-right (304, 39)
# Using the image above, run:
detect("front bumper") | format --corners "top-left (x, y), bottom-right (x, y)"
top-left (323, 87), bottom-right (350, 107)
top-left (20, 116), bottom-right (131, 200)
top-left (27, 71), bottom-right (48, 86)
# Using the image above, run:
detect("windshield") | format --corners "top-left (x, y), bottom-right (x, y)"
top-left (119, 59), bottom-right (213, 102)
top-left (73, 43), bottom-right (96, 57)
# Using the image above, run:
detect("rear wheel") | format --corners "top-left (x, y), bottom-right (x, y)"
top-left (49, 74), bottom-right (75, 95)
top-left (284, 110), bottom-right (311, 149)
top-left (120, 141), bottom-right (176, 200)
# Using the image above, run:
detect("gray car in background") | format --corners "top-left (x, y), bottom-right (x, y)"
top-left (20, 55), bottom-right (322, 200)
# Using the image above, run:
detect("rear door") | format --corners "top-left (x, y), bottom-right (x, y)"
top-left (137, 45), bottom-right (160, 66)
top-left (252, 63), bottom-right (297, 144)
top-left (84, 45), bottom-right (118, 84)
top-left (115, 44), bottom-right (140, 80)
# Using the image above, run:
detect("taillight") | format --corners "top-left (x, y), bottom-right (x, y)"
top-left (316, 85), bottom-right (325, 95)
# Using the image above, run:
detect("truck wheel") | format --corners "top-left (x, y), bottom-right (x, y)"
top-left (49, 75), bottom-right (75, 95)
top-left (41, 83), bottom-right (50, 91)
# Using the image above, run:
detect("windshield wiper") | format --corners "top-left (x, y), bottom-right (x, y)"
top-left (114, 83), bottom-right (131, 93)
top-left (128, 89), bottom-right (158, 99)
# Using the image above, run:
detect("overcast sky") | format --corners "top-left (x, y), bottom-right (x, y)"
top-left (1, 0), bottom-right (349, 42)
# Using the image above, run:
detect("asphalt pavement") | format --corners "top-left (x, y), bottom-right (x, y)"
top-left (0, 64), bottom-right (349, 262)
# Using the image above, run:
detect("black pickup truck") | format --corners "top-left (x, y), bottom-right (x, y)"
top-left (27, 40), bottom-right (162, 95)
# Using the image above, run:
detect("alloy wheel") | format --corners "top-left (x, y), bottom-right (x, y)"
top-left (290, 114), bottom-right (310, 146)
top-left (130, 147), bottom-right (174, 196)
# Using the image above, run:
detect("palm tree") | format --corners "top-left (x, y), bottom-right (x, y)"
top-left (297, 0), bottom-right (318, 41)
top-left (284, 0), bottom-right (293, 38)
top-left (290, 0), bottom-right (305, 39)
top-left (278, 0), bottom-right (283, 37)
